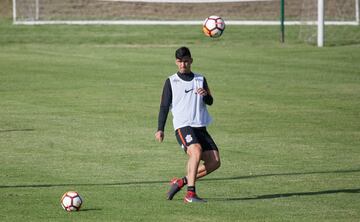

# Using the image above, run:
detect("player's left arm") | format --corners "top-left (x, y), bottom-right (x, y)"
top-left (202, 77), bottom-right (213, 105)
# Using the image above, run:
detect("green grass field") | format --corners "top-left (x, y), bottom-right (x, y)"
top-left (0, 20), bottom-right (359, 221)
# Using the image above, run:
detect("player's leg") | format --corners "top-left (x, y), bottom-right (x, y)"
top-left (196, 150), bottom-right (221, 179)
top-left (177, 150), bottom-right (220, 183)
top-left (167, 143), bottom-right (205, 201)
top-left (186, 143), bottom-right (202, 187)
top-left (167, 127), bottom-right (198, 200)
top-left (194, 127), bottom-right (220, 179)
top-left (184, 143), bottom-right (206, 203)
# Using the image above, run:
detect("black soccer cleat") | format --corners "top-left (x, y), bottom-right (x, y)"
top-left (184, 192), bottom-right (207, 203)
top-left (167, 178), bottom-right (183, 200)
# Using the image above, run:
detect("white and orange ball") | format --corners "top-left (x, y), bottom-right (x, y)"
top-left (60, 191), bottom-right (83, 212)
top-left (203, 15), bottom-right (225, 38)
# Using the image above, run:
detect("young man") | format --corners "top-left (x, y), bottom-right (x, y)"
top-left (155, 46), bottom-right (221, 203)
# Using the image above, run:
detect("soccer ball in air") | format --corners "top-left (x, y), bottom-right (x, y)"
top-left (60, 191), bottom-right (83, 212)
top-left (202, 15), bottom-right (225, 38)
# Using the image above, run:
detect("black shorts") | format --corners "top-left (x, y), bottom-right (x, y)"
top-left (175, 126), bottom-right (218, 153)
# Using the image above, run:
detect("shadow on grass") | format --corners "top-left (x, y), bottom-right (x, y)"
top-left (0, 128), bottom-right (35, 133)
top-left (80, 208), bottom-right (103, 212)
top-left (207, 188), bottom-right (360, 201)
top-left (0, 168), bottom-right (359, 189)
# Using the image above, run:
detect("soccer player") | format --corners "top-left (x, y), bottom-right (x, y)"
top-left (155, 46), bottom-right (221, 203)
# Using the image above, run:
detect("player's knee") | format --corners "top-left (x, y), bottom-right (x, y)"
top-left (187, 144), bottom-right (202, 159)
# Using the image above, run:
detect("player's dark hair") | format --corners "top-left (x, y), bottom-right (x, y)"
top-left (175, 46), bottom-right (191, 59)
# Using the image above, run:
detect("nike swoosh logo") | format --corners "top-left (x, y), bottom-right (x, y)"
top-left (185, 89), bottom-right (194, 93)
top-left (184, 197), bottom-right (193, 202)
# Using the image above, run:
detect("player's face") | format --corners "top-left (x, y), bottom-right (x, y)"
top-left (176, 57), bottom-right (193, 74)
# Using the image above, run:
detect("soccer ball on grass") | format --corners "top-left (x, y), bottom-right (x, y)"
top-left (202, 15), bottom-right (225, 38)
top-left (60, 191), bottom-right (83, 212)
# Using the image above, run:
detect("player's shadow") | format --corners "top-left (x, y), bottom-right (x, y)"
top-left (207, 188), bottom-right (360, 202)
top-left (202, 168), bottom-right (360, 182)
top-left (203, 168), bottom-right (360, 201)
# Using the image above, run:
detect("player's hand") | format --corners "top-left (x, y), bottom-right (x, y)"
top-left (196, 88), bottom-right (208, 96)
top-left (155, 130), bottom-right (164, 143)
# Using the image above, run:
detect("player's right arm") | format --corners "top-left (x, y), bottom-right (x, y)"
top-left (155, 78), bottom-right (172, 143)
top-left (155, 130), bottom-right (165, 143)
